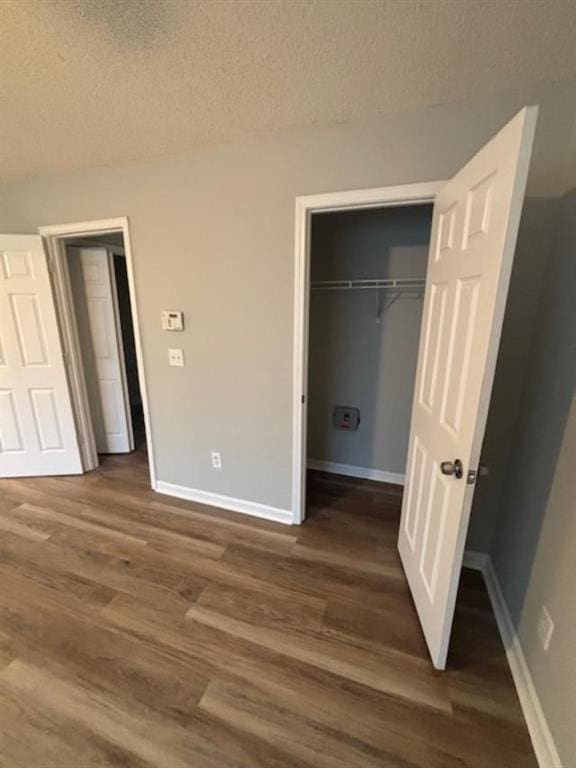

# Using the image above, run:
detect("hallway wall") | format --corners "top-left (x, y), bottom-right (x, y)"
top-left (488, 189), bottom-right (576, 766)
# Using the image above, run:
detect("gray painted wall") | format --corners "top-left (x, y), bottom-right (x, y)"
top-left (488, 190), bottom-right (576, 766)
top-left (466, 196), bottom-right (560, 550)
top-left (307, 205), bottom-right (431, 475)
top-left (0, 80), bottom-right (574, 528)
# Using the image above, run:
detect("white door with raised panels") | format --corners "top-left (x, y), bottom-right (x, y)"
top-left (398, 107), bottom-right (538, 669)
top-left (0, 234), bottom-right (83, 477)
top-left (67, 246), bottom-right (133, 454)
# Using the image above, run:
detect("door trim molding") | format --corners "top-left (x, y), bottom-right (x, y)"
top-left (40, 217), bottom-right (157, 489)
top-left (463, 550), bottom-right (562, 768)
top-left (292, 181), bottom-right (445, 524)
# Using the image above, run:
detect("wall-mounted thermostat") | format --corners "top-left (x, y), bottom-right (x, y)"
top-left (161, 311), bottom-right (184, 331)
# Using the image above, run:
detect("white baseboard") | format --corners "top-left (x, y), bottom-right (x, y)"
top-left (463, 550), bottom-right (562, 768)
top-left (307, 459), bottom-right (405, 486)
top-left (155, 481), bottom-right (293, 526)
top-left (462, 549), bottom-right (489, 571)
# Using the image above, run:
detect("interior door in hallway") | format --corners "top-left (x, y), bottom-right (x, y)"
top-left (68, 246), bottom-right (134, 454)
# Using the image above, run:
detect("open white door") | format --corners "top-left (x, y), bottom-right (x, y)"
top-left (67, 247), bottom-right (134, 454)
top-left (398, 107), bottom-right (538, 669)
top-left (0, 234), bottom-right (83, 477)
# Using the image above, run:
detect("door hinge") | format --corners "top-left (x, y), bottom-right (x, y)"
top-left (47, 256), bottom-right (55, 273)
top-left (301, 394), bottom-right (306, 404)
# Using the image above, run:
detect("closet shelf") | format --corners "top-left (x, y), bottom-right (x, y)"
top-left (310, 277), bottom-right (425, 293)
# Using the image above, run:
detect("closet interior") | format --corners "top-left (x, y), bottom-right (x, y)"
top-left (306, 203), bottom-right (433, 498)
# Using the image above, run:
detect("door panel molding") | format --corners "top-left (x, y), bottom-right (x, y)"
top-left (0, 234), bottom-right (83, 476)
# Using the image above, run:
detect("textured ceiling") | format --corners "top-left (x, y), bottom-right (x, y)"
top-left (1, 0), bottom-right (575, 179)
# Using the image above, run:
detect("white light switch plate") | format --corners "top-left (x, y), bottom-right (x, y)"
top-left (168, 348), bottom-right (184, 367)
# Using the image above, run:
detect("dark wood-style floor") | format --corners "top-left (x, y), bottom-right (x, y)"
top-left (0, 450), bottom-right (537, 767)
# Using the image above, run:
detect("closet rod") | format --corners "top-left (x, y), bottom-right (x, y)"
top-left (310, 277), bottom-right (425, 292)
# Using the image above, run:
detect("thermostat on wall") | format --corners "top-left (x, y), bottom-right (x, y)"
top-left (161, 311), bottom-right (184, 331)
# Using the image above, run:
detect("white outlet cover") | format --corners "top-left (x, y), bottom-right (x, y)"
top-left (211, 451), bottom-right (222, 469)
top-left (537, 605), bottom-right (554, 652)
top-left (168, 348), bottom-right (184, 367)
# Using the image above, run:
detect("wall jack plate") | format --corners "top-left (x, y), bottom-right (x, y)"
top-left (168, 348), bottom-right (184, 367)
top-left (537, 605), bottom-right (554, 652)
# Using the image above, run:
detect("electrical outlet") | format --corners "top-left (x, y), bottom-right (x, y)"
top-left (537, 605), bottom-right (554, 652)
top-left (211, 451), bottom-right (222, 469)
top-left (168, 348), bottom-right (184, 367)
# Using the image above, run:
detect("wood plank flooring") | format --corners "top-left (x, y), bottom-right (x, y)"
top-left (0, 451), bottom-right (537, 767)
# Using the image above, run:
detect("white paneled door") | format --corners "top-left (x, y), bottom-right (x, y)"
top-left (0, 234), bottom-right (83, 477)
top-left (398, 107), bottom-right (538, 668)
top-left (67, 247), bottom-right (133, 454)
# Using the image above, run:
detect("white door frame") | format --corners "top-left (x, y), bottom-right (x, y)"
top-left (292, 181), bottom-right (445, 524)
top-left (39, 217), bottom-right (157, 489)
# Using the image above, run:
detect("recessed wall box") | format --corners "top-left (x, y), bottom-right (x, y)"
top-left (333, 406), bottom-right (360, 431)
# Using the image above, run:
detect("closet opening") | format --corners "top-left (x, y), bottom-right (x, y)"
top-left (292, 183), bottom-right (442, 524)
top-left (306, 202), bottom-right (433, 510)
